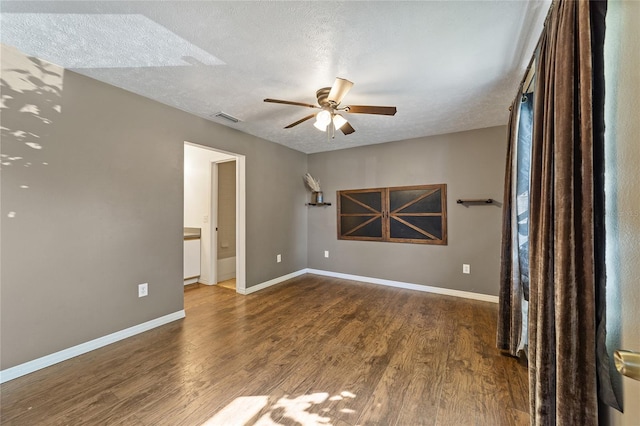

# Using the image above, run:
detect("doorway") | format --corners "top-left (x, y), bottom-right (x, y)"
top-left (184, 142), bottom-right (246, 293)
top-left (213, 159), bottom-right (237, 289)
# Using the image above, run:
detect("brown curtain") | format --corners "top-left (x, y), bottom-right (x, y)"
top-left (497, 93), bottom-right (523, 356)
top-left (527, 0), bottom-right (613, 424)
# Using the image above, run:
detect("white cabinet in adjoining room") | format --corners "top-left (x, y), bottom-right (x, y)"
top-left (184, 228), bottom-right (201, 285)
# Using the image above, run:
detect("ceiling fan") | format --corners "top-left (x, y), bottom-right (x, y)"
top-left (264, 77), bottom-right (397, 137)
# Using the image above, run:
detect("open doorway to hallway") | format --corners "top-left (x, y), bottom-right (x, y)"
top-left (184, 142), bottom-right (246, 293)
top-left (215, 159), bottom-right (237, 290)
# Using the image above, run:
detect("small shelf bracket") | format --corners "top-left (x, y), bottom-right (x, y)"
top-left (456, 199), bottom-right (494, 204)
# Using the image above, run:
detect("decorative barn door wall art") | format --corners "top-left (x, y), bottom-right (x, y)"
top-left (337, 184), bottom-right (447, 245)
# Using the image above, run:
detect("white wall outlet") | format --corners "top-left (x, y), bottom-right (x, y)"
top-left (276, 254), bottom-right (282, 263)
top-left (463, 264), bottom-right (471, 274)
top-left (138, 283), bottom-right (148, 297)
top-left (324, 250), bottom-right (329, 258)
top-left (203, 215), bottom-right (208, 223)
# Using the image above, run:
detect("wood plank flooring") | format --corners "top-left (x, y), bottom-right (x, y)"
top-left (0, 274), bottom-right (529, 425)
top-left (216, 279), bottom-right (236, 291)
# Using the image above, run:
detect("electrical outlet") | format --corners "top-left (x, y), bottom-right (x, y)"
top-left (324, 250), bottom-right (329, 258)
top-left (203, 215), bottom-right (208, 223)
top-left (138, 283), bottom-right (148, 297)
top-left (463, 264), bottom-right (470, 274)
top-left (277, 254), bottom-right (282, 263)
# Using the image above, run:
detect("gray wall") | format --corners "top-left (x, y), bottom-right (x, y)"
top-left (307, 126), bottom-right (507, 296)
top-left (0, 45), bottom-right (308, 370)
top-left (604, 0), bottom-right (640, 423)
top-left (217, 161), bottom-right (236, 260)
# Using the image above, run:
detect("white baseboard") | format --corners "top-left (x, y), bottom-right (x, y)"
top-left (237, 268), bottom-right (498, 303)
top-left (217, 256), bottom-right (236, 282)
top-left (238, 269), bottom-right (307, 295)
top-left (184, 277), bottom-right (199, 285)
top-left (305, 269), bottom-right (499, 303)
top-left (1, 271), bottom-right (494, 383)
top-left (0, 310), bottom-right (186, 384)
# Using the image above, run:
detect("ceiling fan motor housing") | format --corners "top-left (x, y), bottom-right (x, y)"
top-left (316, 87), bottom-right (335, 108)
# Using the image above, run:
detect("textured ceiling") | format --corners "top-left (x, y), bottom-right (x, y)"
top-left (1, 1), bottom-right (550, 154)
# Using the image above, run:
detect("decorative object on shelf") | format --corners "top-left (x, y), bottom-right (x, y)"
top-left (304, 173), bottom-right (325, 205)
top-left (456, 198), bottom-right (494, 204)
top-left (337, 184), bottom-right (447, 245)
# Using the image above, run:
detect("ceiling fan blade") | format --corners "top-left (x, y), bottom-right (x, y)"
top-left (264, 98), bottom-right (319, 109)
top-left (346, 105), bottom-right (397, 116)
top-left (340, 121), bottom-right (356, 135)
top-left (284, 113), bottom-right (316, 129)
top-left (327, 78), bottom-right (354, 105)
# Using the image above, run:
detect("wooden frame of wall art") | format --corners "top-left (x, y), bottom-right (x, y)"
top-left (337, 184), bottom-right (447, 245)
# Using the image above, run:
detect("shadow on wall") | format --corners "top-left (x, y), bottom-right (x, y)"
top-left (1, 45), bottom-right (63, 219)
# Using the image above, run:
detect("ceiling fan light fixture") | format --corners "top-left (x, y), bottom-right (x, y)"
top-left (332, 114), bottom-right (347, 130)
top-left (316, 110), bottom-right (331, 125)
top-left (314, 110), bottom-right (332, 131)
top-left (313, 120), bottom-right (328, 132)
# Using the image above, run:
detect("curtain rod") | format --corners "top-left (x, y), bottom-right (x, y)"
top-left (523, 59), bottom-right (536, 94)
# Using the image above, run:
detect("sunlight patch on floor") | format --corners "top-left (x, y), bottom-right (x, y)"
top-left (202, 396), bottom-right (268, 426)
top-left (202, 391), bottom-right (357, 426)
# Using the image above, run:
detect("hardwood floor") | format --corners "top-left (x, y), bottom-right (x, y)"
top-left (217, 278), bottom-right (236, 291)
top-left (0, 274), bottom-right (529, 425)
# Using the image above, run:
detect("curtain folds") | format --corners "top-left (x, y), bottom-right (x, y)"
top-left (497, 95), bottom-right (523, 356)
top-left (528, 2), bottom-right (599, 419)
top-left (527, 0), bottom-right (613, 423)
top-left (499, 0), bottom-right (617, 423)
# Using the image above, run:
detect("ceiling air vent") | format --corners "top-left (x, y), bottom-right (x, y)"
top-left (212, 111), bottom-right (241, 123)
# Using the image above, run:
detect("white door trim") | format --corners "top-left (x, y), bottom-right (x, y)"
top-left (210, 161), bottom-right (219, 285)
top-left (235, 155), bottom-right (246, 293)
top-left (184, 142), bottom-right (245, 293)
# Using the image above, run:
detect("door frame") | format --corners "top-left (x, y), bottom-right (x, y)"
top-left (185, 141), bottom-right (246, 293)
